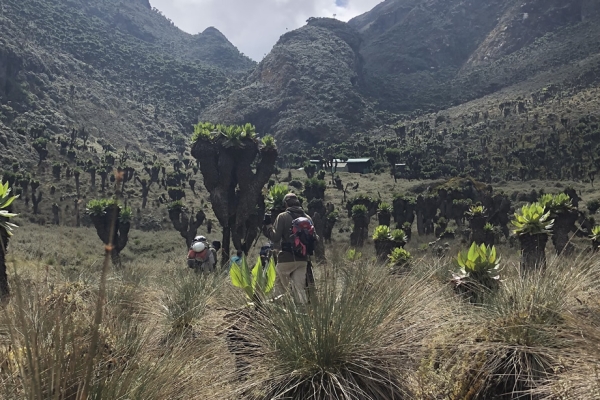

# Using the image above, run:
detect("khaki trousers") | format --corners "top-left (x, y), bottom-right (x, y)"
top-left (275, 260), bottom-right (307, 304)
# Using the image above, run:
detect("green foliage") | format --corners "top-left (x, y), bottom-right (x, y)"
top-left (388, 248), bottom-right (412, 268)
top-left (345, 248), bottom-right (362, 261)
top-left (512, 203), bottom-right (554, 236)
top-left (85, 198), bottom-right (130, 220)
top-left (261, 135), bottom-right (276, 148)
top-left (167, 200), bottom-right (185, 212)
top-left (378, 202), bottom-right (392, 213)
top-left (191, 122), bottom-right (257, 147)
top-left (32, 137), bottom-right (48, 150)
top-left (484, 222), bottom-right (495, 232)
top-left (266, 184), bottom-right (289, 210)
top-left (351, 204), bottom-right (368, 217)
top-left (372, 225), bottom-right (391, 241)
top-left (0, 181), bottom-right (19, 236)
top-left (466, 205), bottom-right (486, 217)
top-left (390, 229), bottom-right (408, 243)
top-left (304, 177), bottom-right (326, 190)
top-left (229, 256), bottom-right (276, 301)
top-left (119, 207), bottom-right (133, 224)
top-left (591, 226), bottom-right (600, 242)
top-left (539, 193), bottom-right (574, 215)
top-left (326, 210), bottom-right (339, 222)
top-left (455, 242), bottom-right (501, 278)
top-left (384, 148), bottom-right (401, 165)
top-left (245, 263), bottom-right (413, 399)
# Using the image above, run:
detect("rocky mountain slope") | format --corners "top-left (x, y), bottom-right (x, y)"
top-left (0, 0), bottom-right (254, 166)
top-left (201, 18), bottom-right (377, 153)
top-left (204, 0), bottom-right (600, 150)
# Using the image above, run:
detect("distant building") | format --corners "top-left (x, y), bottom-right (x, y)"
top-left (310, 158), bottom-right (374, 174)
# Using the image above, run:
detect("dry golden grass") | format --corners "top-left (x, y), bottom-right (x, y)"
top-left (1, 214), bottom-right (599, 399)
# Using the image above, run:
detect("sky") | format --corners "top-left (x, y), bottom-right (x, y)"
top-left (150, 0), bottom-right (383, 61)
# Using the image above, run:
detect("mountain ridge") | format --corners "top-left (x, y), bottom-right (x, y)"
top-left (202, 0), bottom-right (600, 151)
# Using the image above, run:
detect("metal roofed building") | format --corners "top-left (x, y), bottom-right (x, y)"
top-left (310, 158), bottom-right (374, 174)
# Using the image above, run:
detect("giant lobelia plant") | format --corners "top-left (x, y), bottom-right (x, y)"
top-left (451, 242), bottom-right (501, 301)
top-left (191, 123), bottom-right (277, 265)
top-left (229, 255), bottom-right (277, 305)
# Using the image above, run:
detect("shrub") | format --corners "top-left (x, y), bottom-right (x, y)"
top-left (587, 199), bottom-right (600, 215)
top-left (345, 248), bottom-right (362, 261)
top-left (289, 180), bottom-right (303, 190)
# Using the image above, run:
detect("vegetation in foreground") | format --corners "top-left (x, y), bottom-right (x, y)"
top-left (1, 220), bottom-right (600, 399)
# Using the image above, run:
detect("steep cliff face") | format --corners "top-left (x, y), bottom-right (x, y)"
top-left (466, 0), bottom-right (591, 67)
top-left (347, 0), bottom-right (600, 112)
top-left (201, 18), bottom-right (376, 152)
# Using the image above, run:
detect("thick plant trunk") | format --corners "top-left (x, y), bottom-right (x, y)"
top-left (552, 211), bottom-right (577, 255)
top-left (222, 226), bottom-right (231, 268)
top-left (519, 234), bottom-right (548, 272)
top-left (350, 216), bottom-right (369, 248)
top-left (377, 212), bottom-right (391, 227)
top-left (111, 250), bottom-right (121, 269)
top-left (374, 239), bottom-right (395, 261)
top-left (469, 216), bottom-right (486, 245)
top-left (484, 231), bottom-right (495, 247)
top-left (0, 233), bottom-right (9, 298)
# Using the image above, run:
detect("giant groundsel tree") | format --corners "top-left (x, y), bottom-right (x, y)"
top-left (191, 123), bottom-right (277, 265)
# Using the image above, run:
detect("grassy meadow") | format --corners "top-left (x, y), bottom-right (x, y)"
top-left (1, 170), bottom-right (600, 399)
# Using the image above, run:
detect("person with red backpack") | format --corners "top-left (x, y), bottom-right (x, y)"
top-left (263, 193), bottom-right (318, 304)
top-left (187, 235), bottom-right (216, 274)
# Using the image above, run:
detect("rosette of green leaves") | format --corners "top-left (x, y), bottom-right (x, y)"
top-left (512, 203), bottom-right (554, 236)
top-left (372, 225), bottom-right (391, 241)
top-left (230, 256), bottom-right (277, 302)
top-left (0, 182), bottom-right (18, 236)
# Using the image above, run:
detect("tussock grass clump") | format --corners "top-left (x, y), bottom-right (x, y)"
top-left (160, 268), bottom-right (221, 338)
top-left (0, 274), bottom-right (229, 400)
top-left (419, 255), bottom-right (600, 399)
top-left (238, 262), bottom-right (445, 399)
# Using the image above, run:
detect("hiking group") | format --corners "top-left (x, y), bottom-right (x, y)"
top-left (186, 192), bottom-right (318, 304)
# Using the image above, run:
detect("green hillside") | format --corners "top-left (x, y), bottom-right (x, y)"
top-left (0, 0), bottom-right (254, 168)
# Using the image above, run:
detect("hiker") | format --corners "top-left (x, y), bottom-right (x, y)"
top-left (259, 242), bottom-right (273, 267)
top-left (187, 235), bottom-right (216, 273)
top-left (263, 193), bottom-right (318, 304)
top-left (229, 250), bottom-right (243, 271)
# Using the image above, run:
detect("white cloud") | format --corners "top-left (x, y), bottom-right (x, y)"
top-left (149, 0), bottom-right (383, 61)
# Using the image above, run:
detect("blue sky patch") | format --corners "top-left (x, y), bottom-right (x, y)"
top-left (336, 0), bottom-right (349, 7)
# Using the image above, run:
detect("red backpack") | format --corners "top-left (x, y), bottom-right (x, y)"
top-left (289, 215), bottom-right (316, 257)
top-left (188, 248), bottom-right (209, 262)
